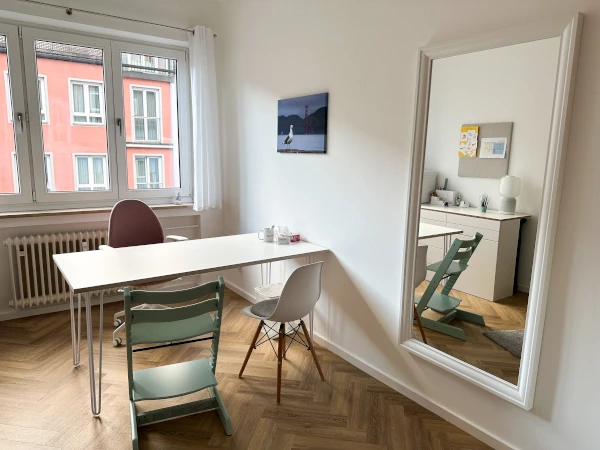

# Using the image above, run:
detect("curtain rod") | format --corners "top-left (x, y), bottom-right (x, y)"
top-left (15, 0), bottom-right (217, 37)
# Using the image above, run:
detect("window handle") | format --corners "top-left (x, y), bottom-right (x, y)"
top-left (116, 118), bottom-right (122, 136)
top-left (16, 113), bottom-right (24, 132)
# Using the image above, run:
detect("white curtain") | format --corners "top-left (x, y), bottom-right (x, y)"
top-left (189, 26), bottom-right (222, 211)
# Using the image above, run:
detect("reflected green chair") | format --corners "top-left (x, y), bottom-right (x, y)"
top-left (414, 233), bottom-right (484, 341)
top-left (125, 278), bottom-right (231, 450)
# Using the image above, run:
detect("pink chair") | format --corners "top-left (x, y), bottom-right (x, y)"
top-left (101, 200), bottom-right (188, 346)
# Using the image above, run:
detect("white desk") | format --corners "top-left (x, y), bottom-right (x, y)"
top-left (419, 222), bottom-right (463, 240)
top-left (54, 233), bottom-right (329, 416)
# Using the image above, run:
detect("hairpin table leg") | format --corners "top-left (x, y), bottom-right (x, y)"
top-left (306, 255), bottom-right (314, 340)
top-left (85, 290), bottom-right (104, 416)
top-left (70, 290), bottom-right (81, 366)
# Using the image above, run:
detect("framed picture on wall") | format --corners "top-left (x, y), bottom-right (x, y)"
top-left (277, 93), bottom-right (328, 153)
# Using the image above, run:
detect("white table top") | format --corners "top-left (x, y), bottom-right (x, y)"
top-left (421, 204), bottom-right (531, 221)
top-left (419, 222), bottom-right (463, 240)
top-left (53, 233), bottom-right (329, 294)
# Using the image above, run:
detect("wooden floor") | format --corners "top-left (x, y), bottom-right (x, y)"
top-left (413, 282), bottom-right (528, 385)
top-left (0, 289), bottom-right (490, 450)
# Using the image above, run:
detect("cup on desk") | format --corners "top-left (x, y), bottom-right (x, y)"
top-left (258, 227), bottom-right (274, 242)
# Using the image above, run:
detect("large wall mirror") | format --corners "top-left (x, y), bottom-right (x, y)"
top-left (400, 14), bottom-right (582, 409)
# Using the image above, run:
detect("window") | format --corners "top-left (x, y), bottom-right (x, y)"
top-left (134, 155), bottom-right (163, 189)
top-left (3, 71), bottom-right (12, 122)
top-left (11, 153), bottom-right (19, 193)
top-left (131, 87), bottom-right (161, 142)
top-left (0, 24), bottom-right (191, 207)
top-left (37, 75), bottom-right (49, 124)
top-left (5, 72), bottom-right (49, 124)
top-left (44, 153), bottom-right (54, 191)
top-left (74, 155), bottom-right (108, 191)
top-left (69, 79), bottom-right (104, 125)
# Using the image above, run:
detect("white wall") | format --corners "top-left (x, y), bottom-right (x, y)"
top-left (218, 0), bottom-right (599, 449)
top-left (424, 38), bottom-right (560, 291)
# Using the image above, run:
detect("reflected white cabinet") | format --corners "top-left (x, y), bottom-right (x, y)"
top-left (420, 205), bottom-right (529, 301)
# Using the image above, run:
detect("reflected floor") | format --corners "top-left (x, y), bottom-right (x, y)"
top-left (413, 281), bottom-right (528, 385)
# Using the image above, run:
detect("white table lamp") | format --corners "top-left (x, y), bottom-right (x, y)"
top-left (498, 175), bottom-right (521, 214)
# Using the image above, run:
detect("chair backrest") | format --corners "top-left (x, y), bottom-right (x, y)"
top-left (268, 262), bottom-right (323, 323)
top-left (416, 233), bottom-right (483, 313)
top-left (124, 277), bottom-right (226, 381)
top-left (108, 199), bottom-right (164, 248)
top-left (414, 245), bottom-right (428, 288)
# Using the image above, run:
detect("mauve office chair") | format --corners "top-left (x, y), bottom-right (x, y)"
top-left (100, 199), bottom-right (188, 346)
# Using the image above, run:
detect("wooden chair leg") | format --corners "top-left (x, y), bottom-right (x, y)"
top-left (277, 323), bottom-right (284, 404)
top-left (300, 320), bottom-right (325, 381)
top-left (413, 305), bottom-right (427, 344)
top-left (239, 320), bottom-right (263, 378)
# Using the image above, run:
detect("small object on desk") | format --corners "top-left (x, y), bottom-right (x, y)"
top-left (479, 193), bottom-right (489, 213)
top-left (459, 200), bottom-right (470, 208)
top-left (443, 178), bottom-right (448, 190)
top-left (277, 234), bottom-right (291, 245)
top-left (290, 233), bottom-right (301, 243)
top-left (258, 226), bottom-right (275, 242)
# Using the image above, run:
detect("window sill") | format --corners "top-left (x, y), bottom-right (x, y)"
top-left (0, 203), bottom-right (192, 220)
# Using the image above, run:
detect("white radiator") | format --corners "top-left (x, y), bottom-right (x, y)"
top-left (3, 230), bottom-right (119, 309)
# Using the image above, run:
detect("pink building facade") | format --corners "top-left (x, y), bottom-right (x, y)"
top-left (0, 45), bottom-right (176, 195)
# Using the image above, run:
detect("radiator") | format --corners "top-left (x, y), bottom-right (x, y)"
top-left (3, 230), bottom-right (119, 309)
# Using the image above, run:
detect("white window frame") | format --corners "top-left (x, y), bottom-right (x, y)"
top-left (113, 41), bottom-right (190, 202)
top-left (5, 72), bottom-right (49, 124)
top-left (133, 154), bottom-right (164, 189)
top-left (68, 78), bottom-right (105, 126)
top-left (130, 85), bottom-right (162, 143)
top-left (0, 24), bottom-right (34, 205)
top-left (20, 27), bottom-right (119, 205)
top-left (73, 154), bottom-right (109, 191)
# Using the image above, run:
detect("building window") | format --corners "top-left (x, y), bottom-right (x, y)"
top-left (38, 75), bottom-right (49, 124)
top-left (44, 153), bottom-right (55, 192)
top-left (134, 155), bottom-right (164, 189)
top-left (69, 79), bottom-right (104, 125)
top-left (5, 71), bottom-right (49, 124)
top-left (11, 153), bottom-right (19, 194)
top-left (74, 155), bottom-right (108, 191)
top-left (131, 87), bottom-right (161, 142)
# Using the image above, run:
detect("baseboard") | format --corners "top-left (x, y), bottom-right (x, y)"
top-left (0, 277), bottom-right (201, 321)
top-left (224, 276), bottom-right (516, 450)
top-left (517, 283), bottom-right (530, 293)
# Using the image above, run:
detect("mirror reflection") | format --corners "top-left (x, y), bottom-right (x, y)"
top-left (412, 37), bottom-right (561, 385)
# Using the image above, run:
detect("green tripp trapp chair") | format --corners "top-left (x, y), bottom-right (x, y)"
top-left (414, 233), bottom-right (484, 341)
top-left (125, 278), bottom-right (232, 449)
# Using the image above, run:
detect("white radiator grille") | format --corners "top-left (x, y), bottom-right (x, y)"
top-left (4, 230), bottom-right (118, 309)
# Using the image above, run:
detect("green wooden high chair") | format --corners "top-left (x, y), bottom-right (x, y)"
top-left (124, 278), bottom-right (231, 449)
top-left (414, 233), bottom-right (484, 341)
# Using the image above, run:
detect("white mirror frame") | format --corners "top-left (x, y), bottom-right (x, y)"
top-left (399, 13), bottom-right (583, 409)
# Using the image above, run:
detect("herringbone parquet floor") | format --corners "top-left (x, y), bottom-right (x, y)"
top-left (0, 289), bottom-right (490, 449)
top-left (413, 282), bottom-right (528, 385)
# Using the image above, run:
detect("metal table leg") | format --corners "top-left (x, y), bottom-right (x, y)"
top-left (305, 255), bottom-right (314, 340)
top-left (70, 290), bottom-right (81, 366)
top-left (84, 290), bottom-right (104, 416)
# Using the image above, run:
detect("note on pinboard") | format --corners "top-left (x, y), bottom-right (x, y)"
top-left (458, 125), bottom-right (479, 157)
